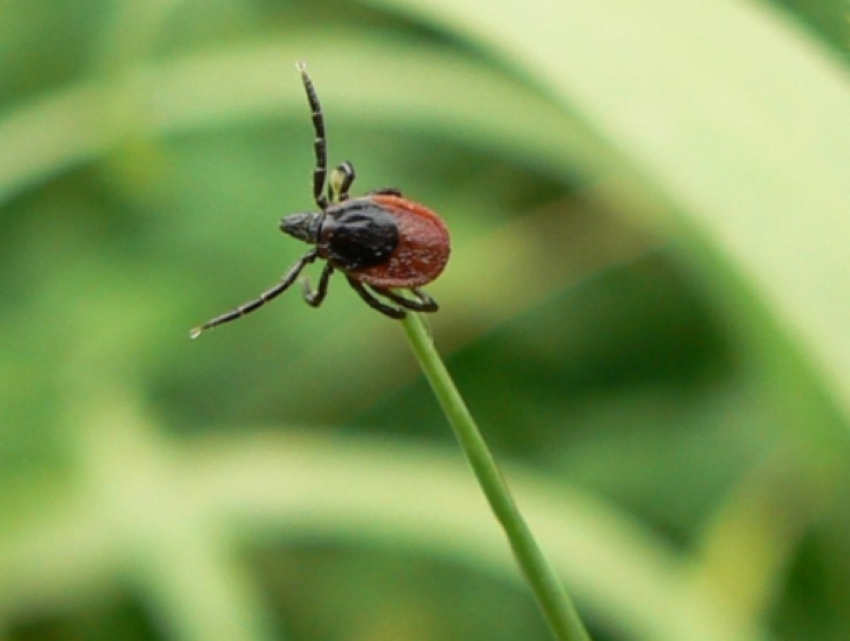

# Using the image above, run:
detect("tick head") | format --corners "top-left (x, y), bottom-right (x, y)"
top-left (280, 212), bottom-right (323, 244)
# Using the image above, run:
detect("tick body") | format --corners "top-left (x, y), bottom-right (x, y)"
top-left (190, 62), bottom-right (449, 338)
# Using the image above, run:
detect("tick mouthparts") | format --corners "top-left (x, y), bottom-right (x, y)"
top-left (280, 212), bottom-right (321, 243)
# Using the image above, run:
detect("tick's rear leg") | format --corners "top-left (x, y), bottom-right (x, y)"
top-left (346, 276), bottom-right (406, 319)
top-left (374, 287), bottom-right (438, 312)
top-left (368, 188), bottom-right (402, 197)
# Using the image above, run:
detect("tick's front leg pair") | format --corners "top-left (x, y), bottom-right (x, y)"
top-left (190, 249), bottom-right (320, 338)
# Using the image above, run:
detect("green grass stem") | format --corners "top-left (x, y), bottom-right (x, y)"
top-left (400, 312), bottom-right (592, 641)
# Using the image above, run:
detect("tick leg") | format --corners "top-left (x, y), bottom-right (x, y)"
top-left (190, 249), bottom-right (319, 338)
top-left (328, 162), bottom-right (356, 203)
top-left (346, 276), bottom-right (406, 319)
top-left (367, 187), bottom-right (402, 197)
top-left (410, 288), bottom-right (439, 311)
top-left (374, 287), bottom-right (439, 312)
top-left (302, 262), bottom-right (334, 307)
top-left (297, 62), bottom-right (328, 210)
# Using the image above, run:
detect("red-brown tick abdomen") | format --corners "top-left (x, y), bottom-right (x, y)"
top-left (348, 195), bottom-right (450, 288)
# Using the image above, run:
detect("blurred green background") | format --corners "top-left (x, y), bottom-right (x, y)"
top-left (2, 0), bottom-right (850, 640)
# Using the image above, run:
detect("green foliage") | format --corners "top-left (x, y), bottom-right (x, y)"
top-left (1, 1), bottom-right (850, 640)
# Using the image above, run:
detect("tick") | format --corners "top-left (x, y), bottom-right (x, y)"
top-left (190, 62), bottom-right (450, 339)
